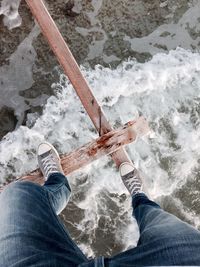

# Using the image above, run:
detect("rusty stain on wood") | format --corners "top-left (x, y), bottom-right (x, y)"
top-left (25, 0), bottom-right (133, 167)
top-left (0, 117), bottom-right (150, 191)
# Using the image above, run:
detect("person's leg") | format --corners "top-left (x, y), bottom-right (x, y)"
top-left (120, 162), bottom-right (200, 248)
top-left (132, 193), bottom-right (200, 245)
top-left (0, 174), bottom-right (88, 267)
top-left (0, 141), bottom-right (89, 267)
top-left (43, 172), bottom-right (71, 215)
top-left (105, 193), bottom-right (200, 267)
top-left (107, 193), bottom-right (200, 266)
top-left (107, 163), bottom-right (200, 266)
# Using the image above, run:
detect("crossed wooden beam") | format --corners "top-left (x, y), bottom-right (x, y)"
top-left (20, 117), bottom-right (149, 184)
top-left (3, 0), bottom-right (150, 187)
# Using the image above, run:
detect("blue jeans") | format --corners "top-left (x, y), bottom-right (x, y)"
top-left (0, 173), bottom-right (200, 266)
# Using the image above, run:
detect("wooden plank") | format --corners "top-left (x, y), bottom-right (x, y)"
top-left (25, 0), bottom-right (132, 167)
top-left (1, 117), bottom-right (149, 189)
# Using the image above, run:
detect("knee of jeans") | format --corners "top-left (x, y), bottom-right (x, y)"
top-left (2, 181), bottom-right (26, 197)
top-left (3, 180), bottom-right (34, 192)
top-left (0, 181), bottom-right (42, 206)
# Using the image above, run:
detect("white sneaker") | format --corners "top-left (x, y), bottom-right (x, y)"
top-left (119, 162), bottom-right (144, 196)
top-left (37, 142), bottom-right (64, 181)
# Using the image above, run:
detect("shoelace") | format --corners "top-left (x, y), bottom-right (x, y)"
top-left (123, 171), bottom-right (142, 194)
top-left (41, 152), bottom-right (59, 178)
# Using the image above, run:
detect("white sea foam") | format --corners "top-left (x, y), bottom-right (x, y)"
top-left (0, 24), bottom-right (40, 124)
top-left (0, 48), bottom-right (200, 255)
top-left (0, 0), bottom-right (22, 29)
top-left (124, 1), bottom-right (200, 55)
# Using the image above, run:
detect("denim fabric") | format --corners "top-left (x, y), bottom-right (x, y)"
top-left (105, 193), bottom-right (200, 266)
top-left (0, 173), bottom-right (200, 266)
top-left (0, 173), bottom-right (88, 267)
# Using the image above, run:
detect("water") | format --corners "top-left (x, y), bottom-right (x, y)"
top-left (0, 47), bottom-right (200, 256)
top-left (0, 0), bottom-right (22, 29)
top-left (1, 0), bottom-right (200, 259)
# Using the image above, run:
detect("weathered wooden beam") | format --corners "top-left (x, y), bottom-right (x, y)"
top-left (12, 117), bottom-right (149, 186)
top-left (25, 0), bottom-right (132, 167)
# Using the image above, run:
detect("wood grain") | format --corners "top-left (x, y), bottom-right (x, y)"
top-left (25, 0), bottom-right (132, 167)
top-left (2, 117), bottom-right (149, 188)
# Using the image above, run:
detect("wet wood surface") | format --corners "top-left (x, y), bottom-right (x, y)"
top-left (25, 0), bottom-right (133, 167)
top-left (1, 117), bottom-right (149, 189)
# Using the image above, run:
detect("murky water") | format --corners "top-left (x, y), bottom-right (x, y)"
top-left (0, 0), bottom-right (200, 259)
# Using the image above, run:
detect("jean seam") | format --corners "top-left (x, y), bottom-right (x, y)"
top-left (43, 188), bottom-right (87, 259)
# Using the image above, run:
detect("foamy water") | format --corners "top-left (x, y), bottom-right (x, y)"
top-left (0, 47), bottom-right (200, 256)
top-left (0, 0), bottom-right (22, 29)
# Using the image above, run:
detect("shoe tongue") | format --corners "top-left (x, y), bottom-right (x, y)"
top-left (125, 170), bottom-right (135, 179)
top-left (40, 150), bottom-right (51, 159)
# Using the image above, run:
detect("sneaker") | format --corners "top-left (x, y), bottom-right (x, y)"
top-left (119, 162), bottom-right (143, 196)
top-left (37, 142), bottom-right (64, 181)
